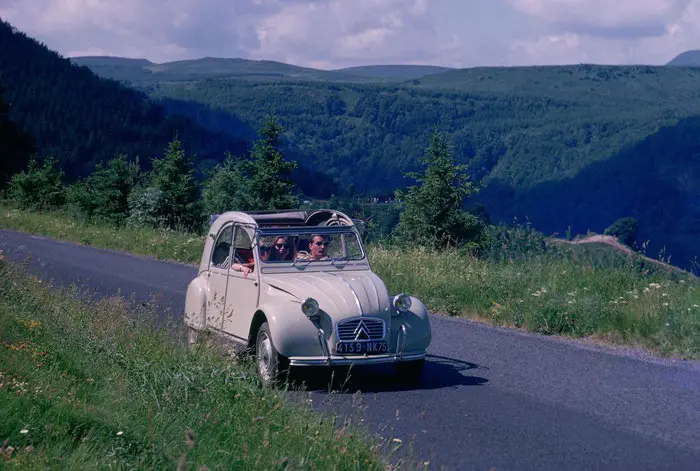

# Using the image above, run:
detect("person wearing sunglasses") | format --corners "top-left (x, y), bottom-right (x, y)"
top-left (308, 234), bottom-right (330, 260)
top-left (270, 236), bottom-right (293, 261)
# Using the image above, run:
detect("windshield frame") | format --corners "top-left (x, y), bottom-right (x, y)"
top-left (254, 226), bottom-right (368, 268)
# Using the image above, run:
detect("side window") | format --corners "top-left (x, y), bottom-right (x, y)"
top-left (232, 226), bottom-right (254, 267)
top-left (210, 225), bottom-right (233, 270)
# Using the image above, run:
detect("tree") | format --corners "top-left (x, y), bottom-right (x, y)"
top-left (7, 156), bottom-right (65, 209)
top-left (393, 129), bottom-right (484, 249)
top-left (0, 75), bottom-right (34, 190)
top-left (127, 137), bottom-right (201, 231)
top-left (605, 216), bottom-right (639, 247)
top-left (244, 115), bottom-right (299, 210)
top-left (201, 152), bottom-right (253, 214)
top-left (66, 154), bottom-right (142, 224)
top-left (202, 115), bottom-right (300, 213)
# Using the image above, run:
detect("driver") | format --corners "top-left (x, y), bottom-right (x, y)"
top-left (297, 234), bottom-right (330, 261)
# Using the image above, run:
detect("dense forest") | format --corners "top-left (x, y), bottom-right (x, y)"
top-left (0, 21), bottom-right (337, 197)
top-left (74, 55), bottom-right (700, 269)
top-left (4, 19), bottom-right (700, 269)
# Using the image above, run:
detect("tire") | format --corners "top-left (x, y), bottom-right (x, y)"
top-left (255, 322), bottom-right (289, 388)
top-left (394, 359), bottom-right (425, 384)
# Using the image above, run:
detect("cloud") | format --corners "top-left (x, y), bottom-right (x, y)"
top-left (509, 0), bottom-right (691, 38)
top-left (0, 0), bottom-right (275, 62)
top-left (1, 0), bottom-right (700, 68)
top-left (507, 0), bottom-right (700, 65)
top-left (251, 0), bottom-right (458, 68)
top-left (0, 0), bottom-right (458, 68)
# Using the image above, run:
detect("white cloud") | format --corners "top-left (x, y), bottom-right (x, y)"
top-left (0, 0), bottom-right (271, 62)
top-left (507, 0), bottom-right (700, 65)
top-left (509, 0), bottom-right (691, 36)
top-left (2, 0), bottom-right (700, 68)
top-left (251, 0), bottom-right (458, 68)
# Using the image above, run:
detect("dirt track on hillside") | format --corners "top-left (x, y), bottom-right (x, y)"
top-left (551, 234), bottom-right (690, 275)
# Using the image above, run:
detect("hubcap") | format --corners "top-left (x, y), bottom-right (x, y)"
top-left (257, 332), bottom-right (273, 381)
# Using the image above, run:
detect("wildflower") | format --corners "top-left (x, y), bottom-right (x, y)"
top-left (19, 429), bottom-right (28, 434)
top-left (116, 431), bottom-right (123, 436)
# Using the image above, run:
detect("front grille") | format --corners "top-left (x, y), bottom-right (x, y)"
top-left (336, 317), bottom-right (385, 341)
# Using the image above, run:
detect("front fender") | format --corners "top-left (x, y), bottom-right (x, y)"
top-left (184, 276), bottom-right (208, 330)
top-left (253, 300), bottom-right (328, 358)
top-left (392, 296), bottom-right (432, 353)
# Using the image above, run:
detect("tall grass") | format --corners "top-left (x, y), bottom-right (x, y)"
top-left (371, 245), bottom-right (700, 358)
top-left (0, 259), bottom-right (392, 469)
top-left (0, 205), bottom-right (202, 264)
top-left (2, 203), bottom-right (700, 359)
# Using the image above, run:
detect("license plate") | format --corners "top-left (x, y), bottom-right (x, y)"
top-left (336, 341), bottom-right (388, 355)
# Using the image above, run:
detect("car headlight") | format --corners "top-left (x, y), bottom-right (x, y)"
top-left (301, 297), bottom-right (320, 318)
top-left (393, 293), bottom-right (412, 313)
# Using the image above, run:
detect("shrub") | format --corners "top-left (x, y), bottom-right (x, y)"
top-left (605, 216), bottom-right (639, 247)
top-left (7, 156), bottom-right (65, 210)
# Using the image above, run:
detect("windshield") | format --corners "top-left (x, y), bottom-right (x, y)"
top-left (256, 229), bottom-right (365, 263)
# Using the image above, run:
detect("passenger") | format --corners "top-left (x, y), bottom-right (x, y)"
top-left (270, 236), bottom-right (293, 261)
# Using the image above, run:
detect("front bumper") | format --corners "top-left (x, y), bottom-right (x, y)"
top-left (288, 324), bottom-right (426, 367)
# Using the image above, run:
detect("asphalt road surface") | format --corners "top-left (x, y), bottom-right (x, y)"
top-left (2, 228), bottom-right (700, 471)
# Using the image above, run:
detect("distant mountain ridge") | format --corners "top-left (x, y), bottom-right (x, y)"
top-left (70, 56), bottom-right (453, 84)
top-left (667, 50), bottom-right (700, 66)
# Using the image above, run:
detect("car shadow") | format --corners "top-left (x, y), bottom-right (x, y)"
top-left (287, 354), bottom-right (490, 393)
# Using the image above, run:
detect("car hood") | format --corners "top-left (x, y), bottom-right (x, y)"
top-left (262, 270), bottom-right (392, 318)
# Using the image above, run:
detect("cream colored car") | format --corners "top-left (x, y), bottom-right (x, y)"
top-left (184, 209), bottom-right (432, 386)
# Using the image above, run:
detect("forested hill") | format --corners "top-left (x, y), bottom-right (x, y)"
top-left (78, 54), bottom-right (700, 269)
top-left (0, 20), bottom-right (252, 181)
top-left (6, 18), bottom-right (700, 269)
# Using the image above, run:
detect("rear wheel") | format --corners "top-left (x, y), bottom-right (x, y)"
top-left (394, 359), bottom-right (425, 384)
top-left (255, 322), bottom-right (289, 388)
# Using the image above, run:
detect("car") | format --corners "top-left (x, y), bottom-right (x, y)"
top-left (184, 209), bottom-right (432, 387)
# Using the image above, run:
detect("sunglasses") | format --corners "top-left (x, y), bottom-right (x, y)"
top-left (314, 241), bottom-right (330, 247)
top-left (275, 243), bottom-right (289, 249)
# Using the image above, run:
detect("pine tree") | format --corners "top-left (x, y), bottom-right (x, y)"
top-left (127, 136), bottom-right (201, 230)
top-left (201, 152), bottom-right (253, 214)
top-left (393, 129), bottom-right (484, 249)
top-left (245, 115), bottom-right (299, 210)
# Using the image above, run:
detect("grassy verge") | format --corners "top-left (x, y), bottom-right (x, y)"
top-left (0, 258), bottom-right (390, 470)
top-left (0, 205), bottom-right (202, 264)
top-left (2, 204), bottom-right (700, 360)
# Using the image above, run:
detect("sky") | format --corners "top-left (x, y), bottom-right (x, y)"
top-left (1, 0), bottom-right (699, 69)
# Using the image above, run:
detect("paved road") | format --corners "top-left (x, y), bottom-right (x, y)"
top-left (3, 228), bottom-right (700, 471)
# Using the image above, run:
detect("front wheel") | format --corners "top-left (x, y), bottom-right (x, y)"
top-left (394, 359), bottom-right (425, 384)
top-left (255, 322), bottom-right (289, 388)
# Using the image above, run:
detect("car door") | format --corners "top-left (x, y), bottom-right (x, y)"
top-left (222, 224), bottom-right (260, 342)
top-left (207, 223), bottom-right (234, 331)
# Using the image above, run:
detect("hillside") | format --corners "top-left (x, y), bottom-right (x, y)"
top-left (69, 56), bottom-right (391, 85)
top-left (0, 22), bottom-right (341, 197)
top-left (85, 62), bottom-right (700, 270)
top-left (7, 22), bottom-right (700, 271)
top-left (667, 50), bottom-right (700, 66)
top-left (0, 20), bottom-right (251, 181)
top-left (334, 64), bottom-right (453, 79)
